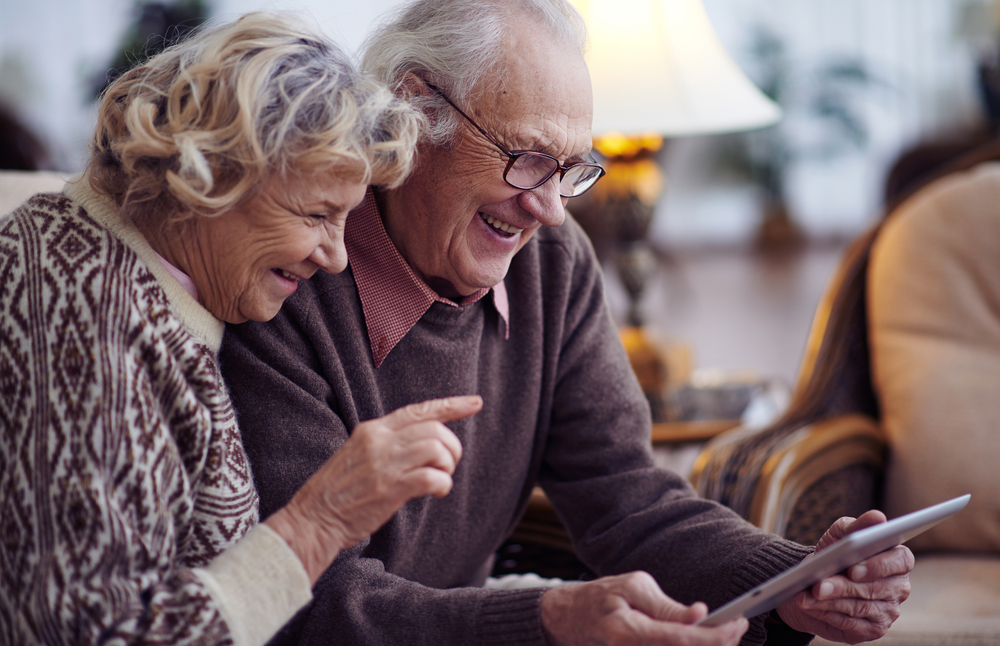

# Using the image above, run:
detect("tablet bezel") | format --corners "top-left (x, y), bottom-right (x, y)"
top-left (695, 493), bottom-right (971, 627)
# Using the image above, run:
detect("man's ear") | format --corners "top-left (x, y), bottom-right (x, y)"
top-left (397, 73), bottom-right (432, 100)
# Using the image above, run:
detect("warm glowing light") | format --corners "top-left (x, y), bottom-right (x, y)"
top-left (589, 157), bottom-right (664, 205)
top-left (570, 0), bottom-right (781, 137)
top-left (594, 132), bottom-right (664, 158)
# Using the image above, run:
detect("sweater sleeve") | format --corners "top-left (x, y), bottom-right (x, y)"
top-left (194, 524), bottom-right (312, 646)
top-left (530, 224), bottom-right (815, 646)
top-left (220, 311), bottom-right (552, 646)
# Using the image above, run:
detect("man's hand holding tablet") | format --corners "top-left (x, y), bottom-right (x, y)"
top-left (540, 496), bottom-right (965, 645)
top-left (697, 494), bottom-right (969, 643)
top-left (774, 509), bottom-right (916, 642)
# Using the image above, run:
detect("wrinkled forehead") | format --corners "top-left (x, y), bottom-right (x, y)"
top-left (477, 21), bottom-right (594, 161)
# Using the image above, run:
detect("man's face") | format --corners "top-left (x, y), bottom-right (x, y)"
top-left (382, 22), bottom-right (594, 300)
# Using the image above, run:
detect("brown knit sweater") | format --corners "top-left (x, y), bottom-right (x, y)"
top-left (220, 205), bottom-right (814, 646)
top-left (0, 183), bottom-right (311, 645)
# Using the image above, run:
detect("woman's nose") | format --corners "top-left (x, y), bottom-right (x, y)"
top-left (311, 229), bottom-right (348, 274)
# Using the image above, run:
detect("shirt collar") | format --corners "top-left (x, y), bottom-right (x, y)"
top-left (345, 189), bottom-right (509, 367)
top-left (152, 250), bottom-right (199, 302)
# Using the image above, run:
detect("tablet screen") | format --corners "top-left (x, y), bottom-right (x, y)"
top-left (695, 493), bottom-right (971, 627)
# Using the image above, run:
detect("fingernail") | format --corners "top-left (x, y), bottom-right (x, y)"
top-left (818, 581), bottom-right (834, 599)
top-left (852, 565), bottom-right (867, 580)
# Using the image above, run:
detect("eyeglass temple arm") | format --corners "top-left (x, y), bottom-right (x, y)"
top-left (423, 82), bottom-right (513, 156)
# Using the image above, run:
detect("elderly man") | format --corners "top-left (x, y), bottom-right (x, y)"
top-left (220, 1), bottom-right (913, 644)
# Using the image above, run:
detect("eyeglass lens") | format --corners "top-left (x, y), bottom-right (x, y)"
top-left (506, 154), bottom-right (604, 197)
top-left (560, 164), bottom-right (603, 196)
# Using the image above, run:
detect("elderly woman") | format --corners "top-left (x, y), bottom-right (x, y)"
top-left (0, 12), bottom-right (480, 646)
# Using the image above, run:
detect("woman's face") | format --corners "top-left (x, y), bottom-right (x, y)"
top-left (188, 170), bottom-right (367, 323)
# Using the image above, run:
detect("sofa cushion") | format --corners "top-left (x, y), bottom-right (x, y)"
top-left (0, 170), bottom-right (68, 215)
top-left (868, 162), bottom-right (1000, 552)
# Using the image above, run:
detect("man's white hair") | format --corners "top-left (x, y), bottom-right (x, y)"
top-left (360, 0), bottom-right (587, 147)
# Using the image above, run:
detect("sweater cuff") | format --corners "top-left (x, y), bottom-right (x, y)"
top-left (192, 523), bottom-right (312, 646)
top-left (477, 586), bottom-right (549, 645)
top-left (731, 540), bottom-right (815, 646)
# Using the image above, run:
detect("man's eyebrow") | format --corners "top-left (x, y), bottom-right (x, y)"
top-left (513, 137), bottom-right (592, 162)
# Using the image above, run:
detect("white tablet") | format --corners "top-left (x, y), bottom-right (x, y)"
top-left (696, 493), bottom-right (971, 627)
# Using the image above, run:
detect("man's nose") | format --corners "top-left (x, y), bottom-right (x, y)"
top-left (518, 175), bottom-right (567, 228)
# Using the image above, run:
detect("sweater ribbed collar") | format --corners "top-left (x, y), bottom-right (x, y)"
top-left (63, 176), bottom-right (225, 352)
top-left (345, 189), bottom-right (509, 368)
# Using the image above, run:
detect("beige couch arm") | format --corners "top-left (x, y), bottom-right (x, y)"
top-left (692, 414), bottom-right (886, 541)
top-left (0, 170), bottom-right (69, 215)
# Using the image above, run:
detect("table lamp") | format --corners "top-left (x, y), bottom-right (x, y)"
top-left (568, 0), bottom-right (782, 424)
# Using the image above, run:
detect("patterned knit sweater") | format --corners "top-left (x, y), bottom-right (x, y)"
top-left (0, 179), bottom-right (311, 645)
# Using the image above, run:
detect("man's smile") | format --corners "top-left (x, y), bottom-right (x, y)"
top-left (480, 212), bottom-right (524, 237)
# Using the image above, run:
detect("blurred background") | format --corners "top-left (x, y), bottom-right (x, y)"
top-left (3, 0), bottom-right (999, 395)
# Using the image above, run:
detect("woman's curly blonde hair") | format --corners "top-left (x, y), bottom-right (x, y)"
top-left (88, 12), bottom-right (422, 225)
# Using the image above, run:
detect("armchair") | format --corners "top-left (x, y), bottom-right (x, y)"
top-left (691, 143), bottom-right (1000, 645)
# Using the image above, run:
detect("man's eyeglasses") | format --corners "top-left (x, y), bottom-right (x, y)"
top-left (426, 83), bottom-right (606, 198)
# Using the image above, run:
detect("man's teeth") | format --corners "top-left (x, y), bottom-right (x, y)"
top-left (482, 213), bottom-right (523, 235)
top-left (275, 269), bottom-right (300, 282)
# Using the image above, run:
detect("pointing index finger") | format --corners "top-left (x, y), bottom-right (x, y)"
top-left (387, 395), bottom-right (484, 427)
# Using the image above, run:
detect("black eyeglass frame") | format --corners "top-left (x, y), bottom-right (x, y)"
top-left (425, 82), bottom-right (606, 198)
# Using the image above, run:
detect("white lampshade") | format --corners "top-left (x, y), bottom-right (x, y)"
top-left (570, 0), bottom-right (782, 137)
